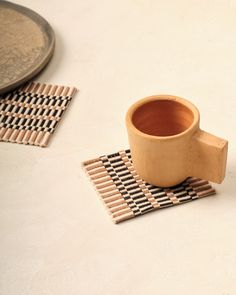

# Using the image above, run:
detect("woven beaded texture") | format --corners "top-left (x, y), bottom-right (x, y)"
top-left (83, 149), bottom-right (216, 223)
top-left (0, 82), bottom-right (77, 147)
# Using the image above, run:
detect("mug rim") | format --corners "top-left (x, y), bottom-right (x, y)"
top-left (126, 95), bottom-right (200, 140)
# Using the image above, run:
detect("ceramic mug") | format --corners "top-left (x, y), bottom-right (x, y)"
top-left (126, 95), bottom-right (228, 187)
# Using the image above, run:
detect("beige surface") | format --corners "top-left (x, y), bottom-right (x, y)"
top-left (0, 0), bottom-right (236, 294)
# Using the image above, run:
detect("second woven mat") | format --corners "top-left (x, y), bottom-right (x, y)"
top-left (83, 149), bottom-right (216, 223)
top-left (0, 81), bottom-right (77, 147)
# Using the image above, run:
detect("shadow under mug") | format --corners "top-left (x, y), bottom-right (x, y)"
top-left (126, 95), bottom-right (228, 187)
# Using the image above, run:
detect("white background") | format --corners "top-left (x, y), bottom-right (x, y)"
top-left (1, 0), bottom-right (236, 294)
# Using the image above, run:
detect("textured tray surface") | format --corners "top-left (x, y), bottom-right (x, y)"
top-left (0, 81), bottom-right (77, 146)
top-left (0, 0), bottom-right (55, 94)
top-left (83, 149), bottom-right (216, 223)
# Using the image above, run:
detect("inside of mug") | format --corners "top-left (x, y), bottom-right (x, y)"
top-left (132, 99), bottom-right (194, 137)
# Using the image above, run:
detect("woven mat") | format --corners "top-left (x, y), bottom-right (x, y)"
top-left (0, 82), bottom-right (77, 147)
top-left (83, 149), bottom-right (216, 223)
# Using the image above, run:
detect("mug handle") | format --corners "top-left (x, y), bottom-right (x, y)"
top-left (190, 129), bottom-right (228, 183)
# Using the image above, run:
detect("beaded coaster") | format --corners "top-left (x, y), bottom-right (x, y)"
top-left (83, 149), bottom-right (216, 223)
top-left (0, 81), bottom-right (77, 147)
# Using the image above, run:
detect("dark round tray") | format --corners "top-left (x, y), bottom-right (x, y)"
top-left (0, 1), bottom-right (55, 95)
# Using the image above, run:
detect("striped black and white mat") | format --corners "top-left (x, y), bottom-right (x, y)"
top-left (83, 149), bottom-right (216, 223)
top-left (0, 82), bottom-right (77, 147)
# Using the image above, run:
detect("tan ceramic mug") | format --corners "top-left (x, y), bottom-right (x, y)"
top-left (126, 95), bottom-right (228, 187)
